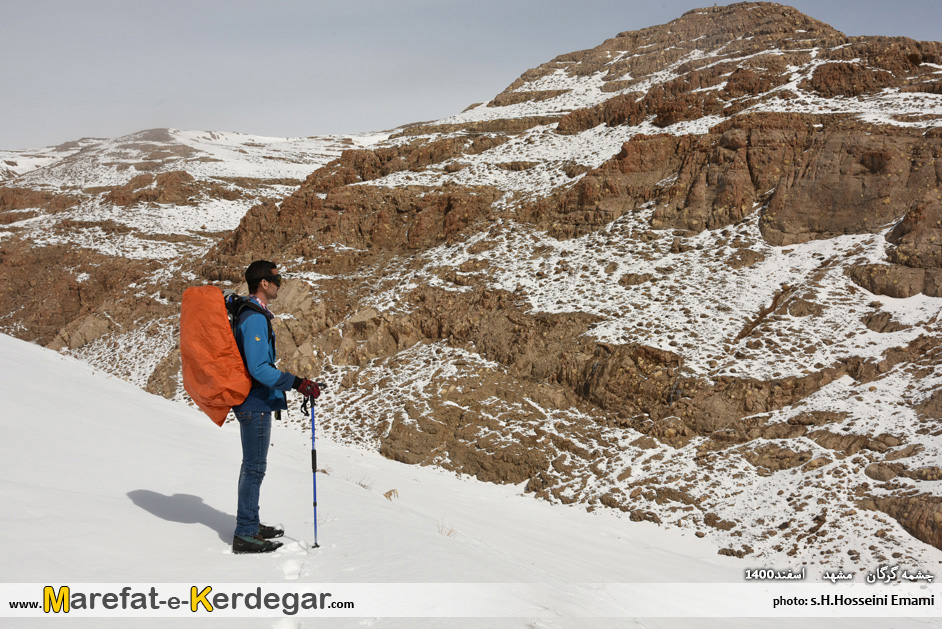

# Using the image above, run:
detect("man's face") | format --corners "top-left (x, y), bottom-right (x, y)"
top-left (261, 268), bottom-right (280, 301)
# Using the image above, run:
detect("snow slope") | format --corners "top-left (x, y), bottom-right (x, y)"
top-left (1, 333), bottom-right (938, 628)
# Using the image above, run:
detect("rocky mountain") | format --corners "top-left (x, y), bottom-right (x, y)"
top-left (2, 2), bottom-right (941, 569)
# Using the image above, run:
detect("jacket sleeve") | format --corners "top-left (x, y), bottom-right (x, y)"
top-left (239, 313), bottom-right (296, 391)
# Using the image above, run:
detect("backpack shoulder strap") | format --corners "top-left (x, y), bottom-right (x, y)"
top-left (233, 298), bottom-right (274, 342)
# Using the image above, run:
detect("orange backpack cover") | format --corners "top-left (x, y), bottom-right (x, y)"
top-left (180, 285), bottom-right (252, 426)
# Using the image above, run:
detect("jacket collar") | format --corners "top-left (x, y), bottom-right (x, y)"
top-left (248, 295), bottom-right (274, 319)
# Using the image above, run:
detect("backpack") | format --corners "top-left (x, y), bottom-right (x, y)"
top-left (223, 290), bottom-right (273, 347)
top-left (180, 286), bottom-right (255, 426)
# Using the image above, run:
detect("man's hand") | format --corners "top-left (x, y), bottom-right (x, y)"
top-left (294, 377), bottom-right (320, 399)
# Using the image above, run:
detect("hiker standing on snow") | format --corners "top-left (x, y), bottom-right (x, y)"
top-left (231, 260), bottom-right (320, 554)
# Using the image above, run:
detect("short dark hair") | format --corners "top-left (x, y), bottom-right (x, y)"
top-left (246, 260), bottom-right (277, 294)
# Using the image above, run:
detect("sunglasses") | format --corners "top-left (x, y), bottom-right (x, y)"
top-left (262, 274), bottom-right (282, 287)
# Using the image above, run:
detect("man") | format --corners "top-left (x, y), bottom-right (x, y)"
top-left (231, 260), bottom-right (319, 554)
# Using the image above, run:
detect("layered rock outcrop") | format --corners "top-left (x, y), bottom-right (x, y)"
top-left (523, 116), bottom-right (942, 250)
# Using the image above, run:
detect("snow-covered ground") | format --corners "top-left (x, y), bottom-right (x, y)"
top-left (8, 129), bottom-right (353, 190)
top-left (1, 333), bottom-right (939, 628)
top-left (0, 128), bottom-right (356, 261)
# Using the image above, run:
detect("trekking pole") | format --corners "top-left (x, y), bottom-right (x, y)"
top-left (303, 384), bottom-right (327, 549)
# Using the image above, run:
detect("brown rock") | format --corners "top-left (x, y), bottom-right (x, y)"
top-left (801, 62), bottom-right (900, 97)
top-left (865, 464), bottom-right (898, 482)
top-left (303, 135), bottom-right (508, 193)
top-left (0, 186), bottom-right (78, 212)
top-left (728, 248), bottom-right (766, 270)
top-left (393, 117), bottom-right (560, 137)
top-left (760, 129), bottom-right (941, 247)
top-left (849, 264), bottom-right (942, 298)
top-left (488, 90), bottom-right (570, 107)
top-left (862, 311), bottom-right (909, 333)
top-left (870, 495), bottom-right (942, 551)
top-left (705, 512), bottom-right (737, 531)
top-left (887, 194), bottom-right (942, 269)
top-left (787, 298), bottom-right (823, 317)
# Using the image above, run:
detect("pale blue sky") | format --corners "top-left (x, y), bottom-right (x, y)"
top-left (2, 0), bottom-right (940, 149)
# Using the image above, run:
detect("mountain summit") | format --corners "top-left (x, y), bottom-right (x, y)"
top-left (2, 3), bottom-right (941, 568)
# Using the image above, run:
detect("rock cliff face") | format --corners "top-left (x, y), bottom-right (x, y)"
top-left (2, 3), bottom-right (941, 568)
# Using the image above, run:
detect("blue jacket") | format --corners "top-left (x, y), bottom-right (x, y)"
top-left (232, 297), bottom-right (296, 413)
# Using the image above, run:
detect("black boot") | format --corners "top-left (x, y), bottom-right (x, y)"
top-left (258, 523), bottom-right (284, 539)
top-left (232, 533), bottom-right (283, 554)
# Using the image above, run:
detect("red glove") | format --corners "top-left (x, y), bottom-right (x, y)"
top-left (294, 377), bottom-right (320, 399)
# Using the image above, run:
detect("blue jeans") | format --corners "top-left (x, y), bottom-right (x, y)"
top-left (234, 411), bottom-right (271, 536)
